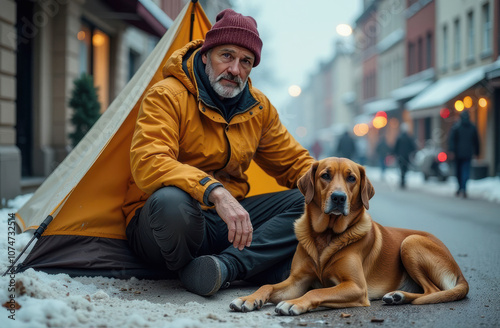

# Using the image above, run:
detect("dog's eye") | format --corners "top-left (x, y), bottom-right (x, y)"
top-left (321, 173), bottom-right (331, 180)
top-left (347, 175), bottom-right (356, 183)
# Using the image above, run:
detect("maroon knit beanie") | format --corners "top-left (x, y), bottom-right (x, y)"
top-left (200, 9), bottom-right (263, 67)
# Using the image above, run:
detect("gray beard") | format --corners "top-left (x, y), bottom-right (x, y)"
top-left (205, 57), bottom-right (248, 98)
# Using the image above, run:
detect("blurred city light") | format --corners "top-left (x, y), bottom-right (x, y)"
top-left (372, 111), bottom-right (387, 129)
top-left (372, 116), bottom-right (387, 129)
top-left (478, 97), bottom-right (488, 108)
top-left (454, 100), bottom-right (464, 112)
top-left (92, 33), bottom-right (105, 47)
top-left (463, 96), bottom-right (473, 108)
top-left (288, 85), bottom-right (302, 97)
top-left (336, 23), bottom-right (353, 37)
top-left (353, 123), bottom-right (369, 136)
top-left (296, 126), bottom-right (307, 137)
top-left (438, 152), bottom-right (447, 162)
top-left (440, 108), bottom-right (450, 119)
top-left (77, 31), bottom-right (86, 41)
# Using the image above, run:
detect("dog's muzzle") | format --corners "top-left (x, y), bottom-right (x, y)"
top-left (325, 191), bottom-right (349, 216)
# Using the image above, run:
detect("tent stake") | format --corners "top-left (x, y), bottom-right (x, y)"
top-left (2, 215), bottom-right (53, 276)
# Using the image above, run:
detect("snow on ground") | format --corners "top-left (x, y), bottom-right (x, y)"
top-left (0, 168), bottom-right (499, 327)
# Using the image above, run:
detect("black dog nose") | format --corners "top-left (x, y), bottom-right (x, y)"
top-left (331, 191), bottom-right (347, 206)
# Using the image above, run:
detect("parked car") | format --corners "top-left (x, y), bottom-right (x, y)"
top-left (414, 144), bottom-right (452, 181)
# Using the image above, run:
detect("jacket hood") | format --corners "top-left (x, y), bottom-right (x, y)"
top-left (162, 39), bottom-right (204, 95)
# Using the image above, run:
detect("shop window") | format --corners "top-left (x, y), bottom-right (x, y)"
top-left (77, 22), bottom-right (110, 111)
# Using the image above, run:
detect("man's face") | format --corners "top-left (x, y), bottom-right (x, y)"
top-left (202, 44), bottom-right (254, 99)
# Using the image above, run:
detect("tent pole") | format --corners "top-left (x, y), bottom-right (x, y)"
top-left (189, 0), bottom-right (198, 41)
top-left (2, 215), bottom-right (54, 276)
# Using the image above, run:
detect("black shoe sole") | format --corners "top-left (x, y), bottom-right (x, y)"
top-left (179, 256), bottom-right (222, 296)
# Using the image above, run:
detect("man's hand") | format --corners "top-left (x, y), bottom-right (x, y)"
top-left (209, 187), bottom-right (253, 250)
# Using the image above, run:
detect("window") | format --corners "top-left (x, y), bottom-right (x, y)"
top-left (482, 3), bottom-right (492, 53)
top-left (467, 11), bottom-right (474, 61)
top-left (426, 32), bottom-right (433, 68)
top-left (453, 19), bottom-right (461, 68)
top-left (77, 22), bottom-right (110, 111)
top-left (408, 41), bottom-right (415, 75)
top-left (442, 24), bottom-right (448, 71)
top-left (417, 37), bottom-right (423, 72)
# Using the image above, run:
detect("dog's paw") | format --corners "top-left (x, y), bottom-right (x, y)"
top-left (382, 292), bottom-right (404, 305)
top-left (275, 301), bottom-right (304, 316)
top-left (229, 298), bottom-right (263, 312)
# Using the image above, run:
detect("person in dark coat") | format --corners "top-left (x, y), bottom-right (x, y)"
top-left (393, 123), bottom-right (417, 189)
top-left (336, 130), bottom-right (357, 160)
top-left (376, 133), bottom-right (391, 178)
top-left (448, 111), bottom-right (480, 198)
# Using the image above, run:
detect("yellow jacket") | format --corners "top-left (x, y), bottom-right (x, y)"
top-left (123, 40), bottom-right (314, 225)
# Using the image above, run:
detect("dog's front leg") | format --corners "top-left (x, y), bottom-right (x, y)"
top-left (275, 280), bottom-right (370, 315)
top-left (231, 248), bottom-right (315, 312)
top-left (230, 274), bottom-right (313, 312)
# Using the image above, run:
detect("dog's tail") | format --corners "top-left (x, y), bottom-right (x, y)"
top-left (412, 274), bottom-right (469, 305)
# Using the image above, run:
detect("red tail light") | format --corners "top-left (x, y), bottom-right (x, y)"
top-left (437, 152), bottom-right (447, 162)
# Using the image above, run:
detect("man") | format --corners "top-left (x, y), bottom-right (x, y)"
top-left (448, 111), bottom-right (480, 198)
top-left (335, 130), bottom-right (357, 160)
top-left (393, 123), bottom-right (417, 189)
top-left (122, 9), bottom-right (314, 296)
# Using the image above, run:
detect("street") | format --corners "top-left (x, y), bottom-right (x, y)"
top-left (279, 178), bottom-right (500, 327)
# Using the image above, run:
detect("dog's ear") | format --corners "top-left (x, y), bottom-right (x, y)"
top-left (298, 161), bottom-right (318, 204)
top-left (358, 164), bottom-right (375, 209)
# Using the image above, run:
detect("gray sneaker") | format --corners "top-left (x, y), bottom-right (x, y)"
top-left (179, 255), bottom-right (229, 296)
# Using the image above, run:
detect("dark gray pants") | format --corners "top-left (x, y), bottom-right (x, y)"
top-left (126, 186), bottom-right (305, 284)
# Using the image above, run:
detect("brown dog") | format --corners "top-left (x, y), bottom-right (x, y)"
top-left (230, 157), bottom-right (468, 315)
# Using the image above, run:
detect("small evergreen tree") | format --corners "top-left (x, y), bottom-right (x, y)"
top-left (68, 74), bottom-right (101, 147)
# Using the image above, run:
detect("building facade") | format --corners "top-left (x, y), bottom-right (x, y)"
top-left (286, 0), bottom-right (498, 176)
top-left (408, 0), bottom-right (497, 177)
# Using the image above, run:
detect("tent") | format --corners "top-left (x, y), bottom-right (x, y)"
top-left (14, 1), bottom-right (287, 279)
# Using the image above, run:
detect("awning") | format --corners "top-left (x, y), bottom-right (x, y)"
top-left (103, 0), bottom-right (173, 37)
top-left (362, 98), bottom-right (399, 115)
top-left (406, 65), bottom-right (487, 111)
top-left (391, 79), bottom-right (433, 101)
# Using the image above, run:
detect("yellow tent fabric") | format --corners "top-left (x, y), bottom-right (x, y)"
top-left (15, 1), bottom-right (286, 242)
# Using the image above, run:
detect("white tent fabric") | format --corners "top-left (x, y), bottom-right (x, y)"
top-left (15, 3), bottom-right (190, 232)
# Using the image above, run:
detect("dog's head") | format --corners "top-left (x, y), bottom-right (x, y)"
top-left (297, 157), bottom-right (375, 233)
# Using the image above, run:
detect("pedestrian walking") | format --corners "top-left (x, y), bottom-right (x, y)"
top-left (393, 123), bottom-right (417, 189)
top-left (376, 133), bottom-right (391, 178)
top-left (123, 8), bottom-right (314, 297)
top-left (448, 111), bottom-right (480, 198)
top-left (335, 130), bottom-right (357, 160)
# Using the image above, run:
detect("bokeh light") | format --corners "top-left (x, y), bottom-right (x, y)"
top-left (454, 100), bottom-right (464, 112)
top-left (372, 116), bottom-right (387, 129)
top-left (296, 126), bottom-right (307, 137)
top-left (463, 96), bottom-right (473, 108)
top-left (288, 85), bottom-right (302, 97)
top-left (353, 123), bottom-right (369, 136)
top-left (77, 31), bottom-right (86, 41)
top-left (437, 152), bottom-right (448, 162)
top-left (478, 97), bottom-right (487, 108)
top-left (440, 108), bottom-right (450, 119)
top-left (336, 24), bottom-right (353, 37)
